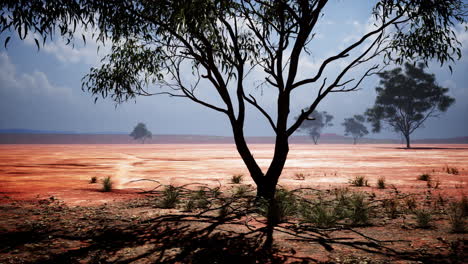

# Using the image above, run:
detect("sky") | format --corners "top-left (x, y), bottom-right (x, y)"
top-left (0, 1), bottom-right (467, 139)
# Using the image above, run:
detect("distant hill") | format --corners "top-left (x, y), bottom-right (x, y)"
top-left (0, 131), bottom-right (466, 144)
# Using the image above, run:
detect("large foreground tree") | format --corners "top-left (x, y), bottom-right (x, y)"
top-left (1, 0), bottom-right (466, 199)
top-left (365, 63), bottom-right (455, 148)
top-left (298, 110), bottom-right (333, 144)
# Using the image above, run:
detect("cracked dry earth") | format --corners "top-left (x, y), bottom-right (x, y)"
top-left (0, 144), bottom-right (467, 263)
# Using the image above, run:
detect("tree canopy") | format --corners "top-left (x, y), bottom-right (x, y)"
top-left (130, 122), bottom-right (152, 143)
top-left (1, 0), bottom-right (466, 199)
top-left (342, 115), bottom-right (369, 145)
top-left (365, 63), bottom-right (455, 148)
top-left (298, 111), bottom-right (333, 144)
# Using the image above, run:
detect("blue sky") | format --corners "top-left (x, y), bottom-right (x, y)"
top-left (0, 1), bottom-right (467, 139)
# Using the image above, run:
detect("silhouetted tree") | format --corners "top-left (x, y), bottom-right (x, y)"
top-left (1, 1), bottom-right (466, 200)
top-left (365, 63), bottom-right (455, 149)
top-left (298, 111), bottom-right (333, 144)
top-left (342, 115), bottom-right (369, 145)
top-left (130, 123), bottom-right (152, 144)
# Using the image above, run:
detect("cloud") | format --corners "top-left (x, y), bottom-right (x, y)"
top-left (24, 25), bottom-right (109, 66)
top-left (0, 52), bottom-right (72, 98)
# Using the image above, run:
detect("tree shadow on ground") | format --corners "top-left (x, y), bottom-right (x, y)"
top-left (0, 197), bottom-right (465, 264)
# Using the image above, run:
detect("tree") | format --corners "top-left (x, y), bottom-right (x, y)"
top-left (342, 115), bottom-right (369, 145)
top-left (298, 111), bottom-right (333, 144)
top-left (130, 122), bottom-right (152, 143)
top-left (1, 0), bottom-right (466, 199)
top-left (365, 63), bottom-right (455, 148)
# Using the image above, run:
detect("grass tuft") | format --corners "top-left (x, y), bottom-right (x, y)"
top-left (231, 174), bottom-right (244, 184)
top-left (377, 177), bottom-right (386, 189)
top-left (159, 185), bottom-right (180, 209)
top-left (417, 173), bottom-right (431, 181)
top-left (90, 176), bottom-right (97, 184)
top-left (414, 209), bottom-right (432, 229)
top-left (259, 188), bottom-right (297, 225)
top-left (445, 166), bottom-right (459, 175)
top-left (294, 173), bottom-right (306, 180)
top-left (347, 193), bottom-right (371, 226)
top-left (448, 200), bottom-right (467, 233)
top-left (349, 176), bottom-right (369, 187)
top-left (102, 177), bottom-right (112, 192)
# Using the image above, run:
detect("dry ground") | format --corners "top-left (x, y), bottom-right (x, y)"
top-left (0, 144), bottom-right (467, 263)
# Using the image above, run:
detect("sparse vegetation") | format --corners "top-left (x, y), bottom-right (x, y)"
top-left (158, 185), bottom-right (180, 209)
top-left (90, 176), bottom-right (97, 184)
top-left (259, 188), bottom-right (297, 225)
top-left (448, 200), bottom-right (467, 233)
top-left (294, 172), bottom-right (306, 181)
top-left (383, 198), bottom-right (399, 219)
top-left (102, 177), bottom-right (112, 192)
top-left (301, 201), bottom-right (340, 228)
top-left (377, 177), bottom-right (386, 189)
top-left (231, 174), bottom-right (243, 184)
top-left (233, 185), bottom-right (250, 197)
top-left (414, 209), bottom-right (432, 229)
top-left (445, 166), bottom-right (459, 175)
top-left (417, 173), bottom-right (431, 181)
top-left (350, 176), bottom-right (369, 187)
top-left (347, 193), bottom-right (371, 226)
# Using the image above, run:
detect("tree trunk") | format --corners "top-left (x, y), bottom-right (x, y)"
top-left (404, 133), bottom-right (411, 148)
top-left (353, 137), bottom-right (357, 145)
top-left (312, 136), bottom-right (318, 145)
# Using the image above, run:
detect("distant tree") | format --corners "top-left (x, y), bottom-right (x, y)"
top-left (365, 63), bottom-right (455, 148)
top-left (298, 111), bottom-right (333, 144)
top-left (130, 123), bottom-right (152, 144)
top-left (342, 115), bottom-right (369, 145)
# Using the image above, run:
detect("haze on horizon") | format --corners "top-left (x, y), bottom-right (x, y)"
top-left (0, 1), bottom-right (467, 140)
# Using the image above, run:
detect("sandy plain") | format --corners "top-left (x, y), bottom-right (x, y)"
top-left (0, 144), bottom-right (466, 204)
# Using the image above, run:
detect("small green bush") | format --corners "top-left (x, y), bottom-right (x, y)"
top-left (302, 201), bottom-right (340, 228)
top-left (448, 199), bottom-right (467, 233)
top-left (233, 185), bottom-right (250, 197)
top-left (90, 176), bottom-right (97, 184)
top-left (347, 193), bottom-right (371, 226)
top-left (377, 177), bottom-right (386, 189)
top-left (349, 176), bottom-right (368, 187)
top-left (231, 174), bottom-right (243, 184)
top-left (417, 173), bottom-right (431, 181)
top-left (414, 209), bottom-right (432, 229)
top-left (102, 177), bottom-right (112, 192)
top-left (259, 188), bottom-right (297, 225)
top-left (159, 185), bottom-right (180, 208)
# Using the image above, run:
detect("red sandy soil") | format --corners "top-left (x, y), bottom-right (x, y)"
top-left (0, 144), bottom-right (467, 263)
top-left (0, 144), bottom-right (466, 205)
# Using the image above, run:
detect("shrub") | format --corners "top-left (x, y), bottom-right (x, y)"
top-left (159, 185), bottom-right (180, 208)
top-left (294, 173), bottom-right (306, 180)
top-left (231, 174), bottom-right (243, 184)
top-left (448, 201), bottom-right (467, 233)
top-left (377, 177), bottom-right (386, 189)
top-left (302, 201), bottom-right (340, 228)
top-left (259, 188), bottom-right (297, 225)
top-left (404, 196), bottom-right (417, 211)
top-left (445, 166), bottom-right (459, 175)
top-left (349, 176), bottom-right (368, 187)
top-left (383, 198), bottom-right (399, 219)
top-left (102, 177), bottom-right (112, 192)
top-left (347, 193), bottom-right (371, 226)
top-left (90, 176), bottom-right (97, 184)
top-left (414, 209), bottom-right (432, 229)
top-left (233, 185), bottom-right (250, 197)
top-left (417, 173), bottom-right (431, 181)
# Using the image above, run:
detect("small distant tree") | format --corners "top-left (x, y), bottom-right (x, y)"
top-left (130, 123), bottom-right (152, 144)
top-left (298, 111), bottom-right (333, 144)
top-left (342, 115), bottom-right (369, 145)
top-left (365, 63), bottom-right (455, 149)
